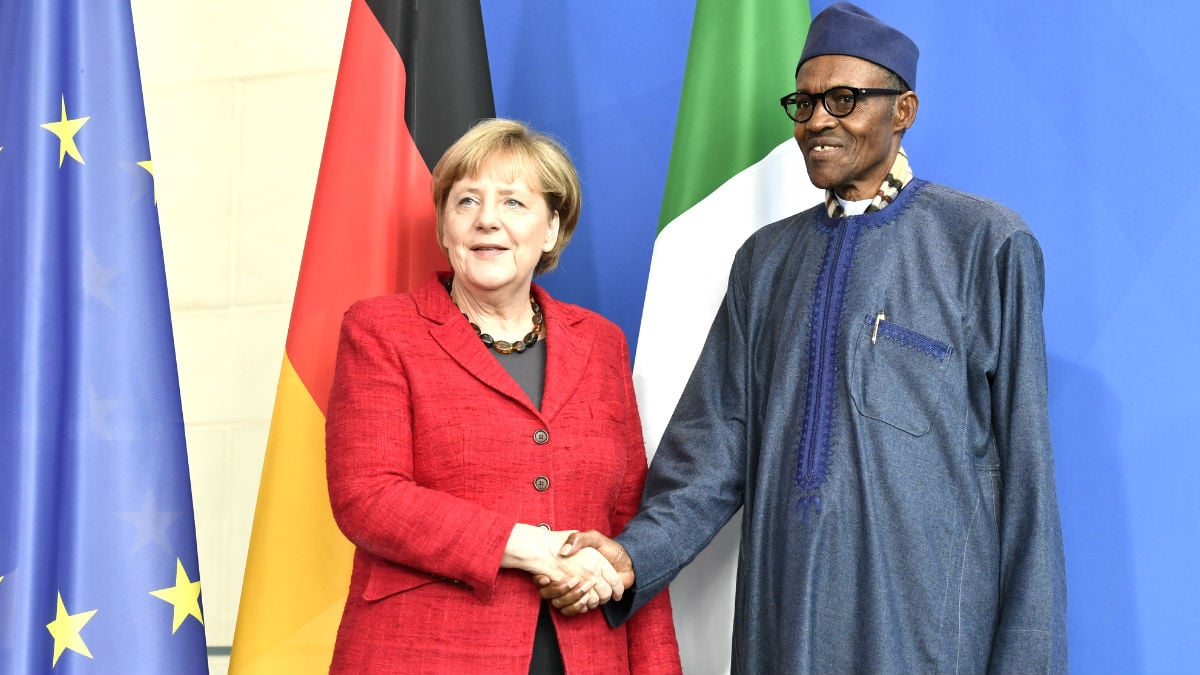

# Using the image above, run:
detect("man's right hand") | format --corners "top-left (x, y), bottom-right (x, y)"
top-left (536, 530), bottom-right (634, 616)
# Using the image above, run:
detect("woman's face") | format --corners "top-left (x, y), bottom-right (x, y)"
top-left (440, 157), bottom-right (560, 300)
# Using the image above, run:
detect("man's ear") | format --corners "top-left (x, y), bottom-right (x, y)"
top-left (894, 91), bottom-right (919, 132)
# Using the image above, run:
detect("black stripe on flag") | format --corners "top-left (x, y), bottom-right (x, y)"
top-left (365, 0), bottom-right (496, 171)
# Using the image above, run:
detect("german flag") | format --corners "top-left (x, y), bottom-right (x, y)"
top-left (229, 2), bottom-right (494, 673)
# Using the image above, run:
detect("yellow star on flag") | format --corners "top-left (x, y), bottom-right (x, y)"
top-left (45, 592), bottom-right (97, 666)
top-left (150, 559), bottom-right (203, 633)
top-left (40, 95), bottom-right (89, 167)
top-left (137, 160), bottom-right (157, 203)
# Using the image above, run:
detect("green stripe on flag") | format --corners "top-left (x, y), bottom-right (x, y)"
top-left (657, 0), bottom-right (812, 232)
top-left (638, 5), bottom-right (820, 670)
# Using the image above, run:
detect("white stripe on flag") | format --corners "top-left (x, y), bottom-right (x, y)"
top-left (633, 138), bottom-right (822, 675)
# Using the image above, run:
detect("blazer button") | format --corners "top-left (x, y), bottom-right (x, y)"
top-left (538, 523), bottom-right (551, 530)
top-left (533, 429), bottom-right (549, 444)
top-left (533, 476), bottom-right (550, 491)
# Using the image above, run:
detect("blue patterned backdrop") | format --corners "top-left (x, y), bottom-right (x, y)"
top-left (480, 1), bottom-right (1200, 673)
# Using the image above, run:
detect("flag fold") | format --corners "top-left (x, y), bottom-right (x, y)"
top-left (632, 2), bottom-right (821, 673)
top-left (0, 2), bottom-right (209, 674)
top-left (230, 2), bottom-right (494, 672)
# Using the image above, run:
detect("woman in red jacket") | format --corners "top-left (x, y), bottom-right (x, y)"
top-left (325, 118), bottom-right (681, 675)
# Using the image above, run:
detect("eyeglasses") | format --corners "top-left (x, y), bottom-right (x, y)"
top-left (780, 87), bottom-right (906, 123)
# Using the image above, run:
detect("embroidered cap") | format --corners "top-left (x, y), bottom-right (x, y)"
top-left (796, 2), bottom-right (918, 90)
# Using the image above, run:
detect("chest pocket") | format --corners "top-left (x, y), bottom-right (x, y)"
top-left (850, 313), bottom-right (952, 436)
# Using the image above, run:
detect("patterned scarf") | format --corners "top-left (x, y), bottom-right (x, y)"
top-left (824, 147), bottom-right (913, 218)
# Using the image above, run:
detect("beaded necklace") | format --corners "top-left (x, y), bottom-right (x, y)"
top-left (444, 278), bottom-right (544, 354)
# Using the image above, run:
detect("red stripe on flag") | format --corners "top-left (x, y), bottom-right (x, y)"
top-left (233, 2), bottom-right (493, 670)
top-left (285, 0), bottom-right (446, 414)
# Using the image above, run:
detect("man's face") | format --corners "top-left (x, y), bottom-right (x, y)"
top-left (793, 54), bottom-right (915, 201)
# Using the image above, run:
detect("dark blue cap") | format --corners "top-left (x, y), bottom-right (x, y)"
top-left (796, 2), bottom-right (918, 90)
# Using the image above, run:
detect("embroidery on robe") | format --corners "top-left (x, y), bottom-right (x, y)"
top-left (862, 314), bottom-right (953, 361)
top-left (795, 216), bottom-right (862, 522)
top-left (797, 149), bottom-right (916, 523)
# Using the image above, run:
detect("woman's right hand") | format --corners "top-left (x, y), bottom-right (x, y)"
top-left (501, 524), bottom-right (624, 611)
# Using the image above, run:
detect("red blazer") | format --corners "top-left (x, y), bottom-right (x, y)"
top-left (326, 273), bottom-right (681, 675)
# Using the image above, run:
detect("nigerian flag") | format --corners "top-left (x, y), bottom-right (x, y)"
top-left (631, 2), bottom-right (822, 673)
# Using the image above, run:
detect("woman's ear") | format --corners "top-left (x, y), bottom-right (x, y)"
top-left (544, 210), bottom-right (561, 253)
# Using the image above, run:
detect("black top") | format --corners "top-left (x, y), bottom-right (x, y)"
top-left (491, 340), bottom-right (561, 675)
top-left (493, 338), bottom-right (546, 410)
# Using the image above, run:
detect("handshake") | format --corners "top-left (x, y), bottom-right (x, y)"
top-left (503, 523), bottom-right (633, 616)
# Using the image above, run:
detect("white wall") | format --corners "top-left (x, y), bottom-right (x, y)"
top-left (129, 2), bottom-right (351, 673)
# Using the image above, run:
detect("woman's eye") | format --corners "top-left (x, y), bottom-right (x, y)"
top-left (505, 198), bottom-right (525, 208)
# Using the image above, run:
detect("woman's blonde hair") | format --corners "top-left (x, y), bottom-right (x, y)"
top-left (431, 118), bottom-right (581, 276)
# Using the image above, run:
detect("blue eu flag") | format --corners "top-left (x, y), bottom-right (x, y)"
top-left (0, 2), bottom-right (209, 673)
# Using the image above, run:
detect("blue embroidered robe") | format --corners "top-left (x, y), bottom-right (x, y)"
top-left (609, 179), bottom-right (1068, 675)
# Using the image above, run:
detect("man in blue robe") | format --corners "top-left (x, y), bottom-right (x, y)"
top-left (544, 3), bottom-right (1068, 673)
